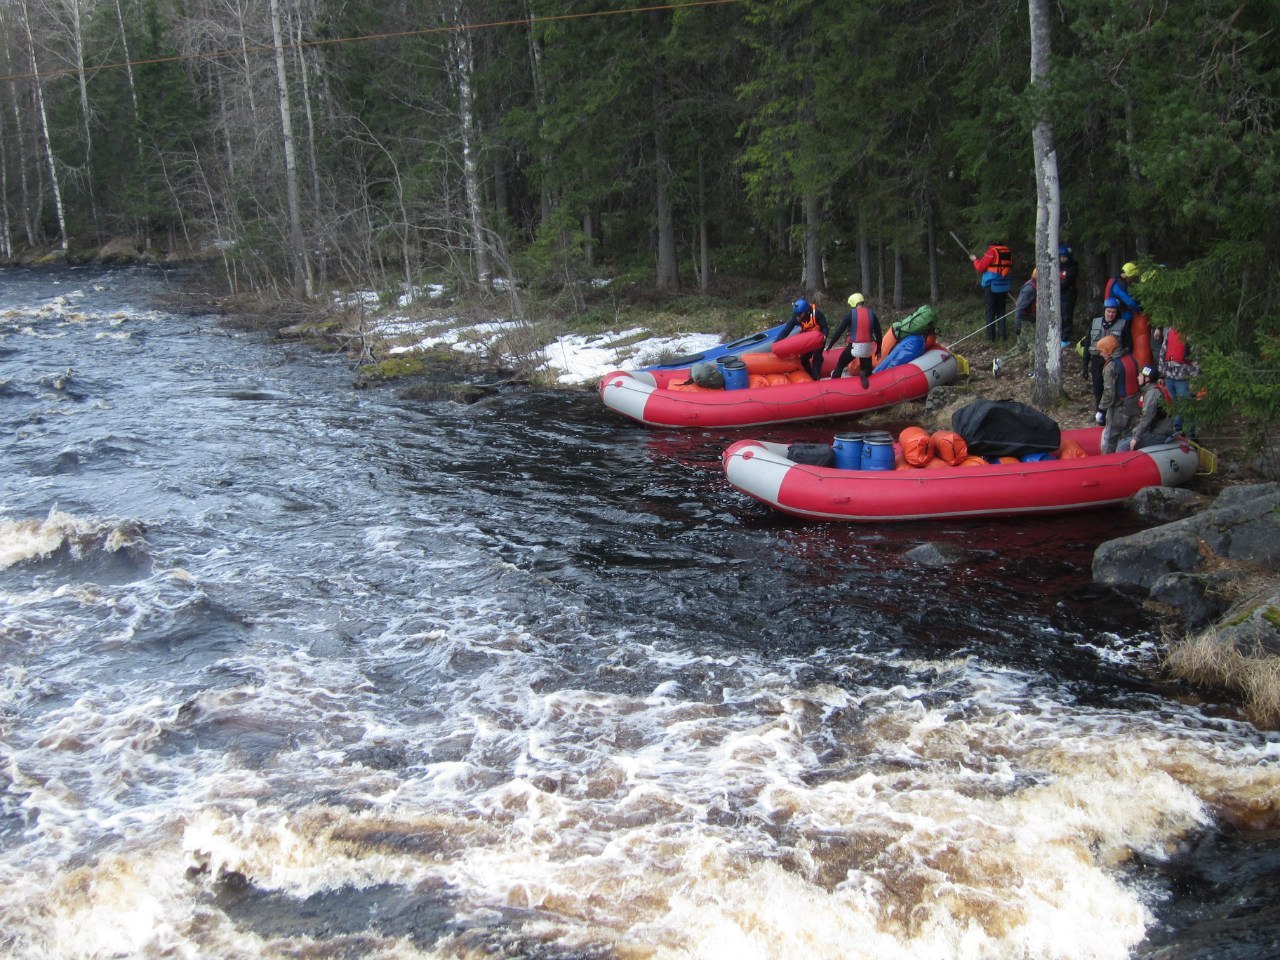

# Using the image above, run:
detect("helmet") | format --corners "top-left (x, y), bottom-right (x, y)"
top-left (793, 298), bottom-right (809, 316)
top-left (1059, 245), bottom-right (1072, 256)
top-left (1096, 335), bottom-right (1119, 357)
top-left (1030, 268), bottom-right (1038, 279)
top-left (847, 293), bottom-right (864, 308)
top-left (1121, 262), bottom-right (1140, 278)
top-left (1103, 297), bottom-right (1120, 309)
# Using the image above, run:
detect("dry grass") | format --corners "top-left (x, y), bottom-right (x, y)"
top-left (1164, 578), bottom-right (1280, 728)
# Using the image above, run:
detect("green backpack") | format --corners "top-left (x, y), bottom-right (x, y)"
top-left (892, 305), bottom-right (937, 338)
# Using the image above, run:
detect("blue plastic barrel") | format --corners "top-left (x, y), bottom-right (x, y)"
top-left (719, 357), bottom-right (749, 391)
top-left (862, 436), bottom-right (895, 471)
top-left (832, 432), bottom-right (865, 469)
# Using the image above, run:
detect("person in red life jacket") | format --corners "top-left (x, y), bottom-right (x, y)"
top-left (1085, 297), bottom-right (1133, 413)
top-left (1103, 262), bottom-right (1143, 321)
top-left (1059, 245), bottom-right (1079, 345)
top-left (777, 297), bottom-right (830, 380)
top-left (1014, 268), bottom-right (1037, 338)
top-left (1159, 326), bottom-right (1200, 435)
top-left (971, 242), bottom-right (1013, 341)
top-left (1121, 365), bottom-right (1178, 450)
top-left (827, 292), bottom-right (883, 387)
top-left (1097, 334), bottom-right (1141, 453)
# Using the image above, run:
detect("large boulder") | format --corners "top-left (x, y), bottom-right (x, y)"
top-left (1094, 483), bottom-right (1280, 592)
top-left (96, 237), bottom-right (146, 264)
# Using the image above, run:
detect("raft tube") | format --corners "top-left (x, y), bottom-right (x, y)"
top-left (722, 428), bottom-right (1199, 522)
top-left (600, 348), bottom-right (959, 429)
top-left (637, 322), bottom-right (789, 371)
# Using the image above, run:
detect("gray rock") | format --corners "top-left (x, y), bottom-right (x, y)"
top-left (1149, 570), bottom-right (1235, 629)
top-left (1094, 482), bottom-right (1280, 592)
top-left (1093, 525), bottom-right (1206, 591)
top-left (904, 542), bottom-right (965, 567)
top-left (1214, 594), bottom-right (1280, 658)
top-left (1126, 486), bottom-right (1210, 523)
top-left (96, 237), bottom-right (145, 264)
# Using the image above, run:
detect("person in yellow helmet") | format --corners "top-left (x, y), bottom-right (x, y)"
top-left (1103, 261), bottom-right (1143, 321)
top-left (827, 293), bottom-right (882, 387)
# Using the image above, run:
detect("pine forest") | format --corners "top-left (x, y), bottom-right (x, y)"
top-left (0, 0), bottom-right (1276, 428)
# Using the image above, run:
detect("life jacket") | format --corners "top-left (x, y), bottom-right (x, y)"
top-left (798, 305), bottom-right (819, 334)
top-left (989, 245), bottom-right (1012, 277)
top-left (1164, 328), bottom-right (1188, 364)
top-left (850, 306), bottom-right (874, 344)
top-left (1112, 354), bottom-right (1140, 399)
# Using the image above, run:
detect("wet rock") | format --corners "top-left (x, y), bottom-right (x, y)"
top-left (1125, 485), bottom-right (1210, 523)
top-left (904, 542), bottom-right (965, 567)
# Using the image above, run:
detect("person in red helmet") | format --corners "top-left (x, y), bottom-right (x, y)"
top-left (1097, 334), bottom-right (1140, 452)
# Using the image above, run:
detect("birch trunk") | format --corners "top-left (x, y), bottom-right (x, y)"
top-left (294, 12), bottom-right (325, 289)
top-left (523, 0), bottom-right (553, 230)
top-left (0, 103), bottom-right (11, 258)
top-left (19, 0), bottom-right (68, 253)
top-left (269, 0), bottom-right (311, 297)
top-left (449, 6), bottom-right (490, 285)
top-left (1029, 0), bottom-right (1062, 407)
top-left (1, 30), bottom-right (37, 247)
top-left (69, 0), bottom-right (98, 226)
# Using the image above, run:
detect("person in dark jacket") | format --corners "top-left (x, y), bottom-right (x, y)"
top-left (1058, 245), bottom-right (1078, 344)
top-left (1014, 269), bottom-right (1037, 338)
top-left (827, 293), bottom-right (883, 387)
top-left (1085, 298), bottom-right (1133, 413)
top-left (1121, 365), bottom-right (1177, 450)
top-left (777, 298), bottom-right (829, 380)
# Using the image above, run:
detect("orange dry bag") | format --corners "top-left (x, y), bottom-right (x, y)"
top-left (898, 426), bottom-right (934, 467)
top-left (930, 430), bottom-right (968, 466)
top-left (1131, 313), bottom-right (1154, 369)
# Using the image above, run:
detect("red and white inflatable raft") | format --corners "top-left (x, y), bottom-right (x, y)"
top-left (600, 347), bottom-right (958, 428)
top-left (722, 428), bottom-right (1199, 522)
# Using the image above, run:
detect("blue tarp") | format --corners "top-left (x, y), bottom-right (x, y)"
top-left (872, 334), bottom-right (925, 374)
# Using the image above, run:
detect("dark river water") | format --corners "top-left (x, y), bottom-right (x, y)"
top-left (1, 265), bottom-right (1277, 960)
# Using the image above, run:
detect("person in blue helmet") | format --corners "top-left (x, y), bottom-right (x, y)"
top-left (1058, 245), bottom-right (1078, 344)
top-left (1085, 298), bottom-right (1133, 421)
top-left (777, 297), bottom-right (829, 380)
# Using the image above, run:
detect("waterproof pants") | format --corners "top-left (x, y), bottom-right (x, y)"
top-left (985, 287), bottom-right (1009, 341)
top-left (1089, 355), bottom-right (1106, 411)
top-left (831, 348), bottom-right (872, 386)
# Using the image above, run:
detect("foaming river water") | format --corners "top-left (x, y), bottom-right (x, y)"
top-left (1, 266), bottom-right (1277, 960)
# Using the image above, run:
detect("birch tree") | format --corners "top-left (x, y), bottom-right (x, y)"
top-left (18, 0), bottom-right (68, 252)
top-left (1029, 0), bottom-right (1061, 406)
top-left (269, 0), bottom-right (310, 296)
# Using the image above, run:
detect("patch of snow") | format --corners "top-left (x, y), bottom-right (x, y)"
top-left (536, 330), bottom-right (721, 386)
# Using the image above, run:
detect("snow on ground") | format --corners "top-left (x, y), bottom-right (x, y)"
top-left (370, 309), bottom-right (721, 386)
top-left (344, 279), bottom-right (730, 385)
top-left (536, 330), bottom-right (721, 385)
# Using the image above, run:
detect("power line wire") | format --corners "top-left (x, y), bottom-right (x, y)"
top-left (0, 0), bottom-right (744, 84)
